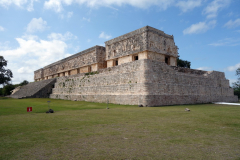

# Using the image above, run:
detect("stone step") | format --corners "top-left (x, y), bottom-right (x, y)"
top-left (10, 78), bottom-right (56, 99)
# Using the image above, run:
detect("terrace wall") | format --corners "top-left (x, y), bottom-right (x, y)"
top-left (50, 59), bottom-right (238, 106)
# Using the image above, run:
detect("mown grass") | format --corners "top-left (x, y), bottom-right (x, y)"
top-left (0, 97), bottom-right (240, 159)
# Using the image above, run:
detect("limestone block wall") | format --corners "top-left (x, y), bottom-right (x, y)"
top-left (50, 60), bottom-right (148, 105)
top-left (147, 29), bottom-right (178, 58)
top-left (34, 68), bottom-right (44, 81)
top-left (105, 27), bottom-right (147, 61)
top-left (170, 57), bottom-right (177, 66)
top-left (50, 59), bottom-right (238, 106)
top-left (118, 55), bottom-right (133, 65)
top-left (144, 60), bottom-right (238, 106)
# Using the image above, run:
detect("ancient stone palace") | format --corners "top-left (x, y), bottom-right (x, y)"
top-left (12, 26), bottom-right (238, 106)
top-left (34, 26), bottom-right (178, 81)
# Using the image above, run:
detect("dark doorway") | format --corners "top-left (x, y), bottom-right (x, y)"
top-left (134, 55), bottom-right (138, 61)
top-left (165, 57), bottom-right (169, 65)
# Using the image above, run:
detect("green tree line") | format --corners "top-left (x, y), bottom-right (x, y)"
top-left (232, 67), bottom-right (240, 99)
top-left (0, 80), bottom-right (29, 96)
top-left (0, 56), bottom-right (29, 96)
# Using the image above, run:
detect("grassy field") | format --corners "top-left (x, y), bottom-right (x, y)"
top-left (0, 98), bottom-right (240, 160)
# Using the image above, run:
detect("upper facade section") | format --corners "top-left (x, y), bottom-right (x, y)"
top-left (34, 45), bottom-right (105, 81)
top-left (105, 26), bottom-right (179, 61)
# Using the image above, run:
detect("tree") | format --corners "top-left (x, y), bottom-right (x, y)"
top-left (0, 80), bottom-right (29, 96)
top-left (0, 56), bottom-right (13, 86)
top-left (177, 57), bottom-right (191, 68)
top-left (232, 67), bottom-right (240, 99)
top-left (2, 84), bottom-right (15, 96)
top-left (0, 88), bottom-right (3, 96)
top-left (19, 80), bottom-right (29, 86)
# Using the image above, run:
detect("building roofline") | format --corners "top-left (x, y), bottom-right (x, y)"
top-left (105, 26), bottom-right (173, 45)
top-left (34, 45), bottom-right (105, 71)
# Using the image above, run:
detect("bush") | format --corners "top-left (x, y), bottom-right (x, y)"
top-left (177, 58), bottom-right (191, 68)
top-left (20, 80), bottom-right (29, 86)
top-left (0, 88), bottom-right (3, 96)
top-left (2, 84), bottom-right (15, 96)
top-left (85, 71), bottom-right (99, 76)
top-left (234, 90), bottom-right (240, 99)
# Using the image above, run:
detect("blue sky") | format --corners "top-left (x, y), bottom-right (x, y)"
top-left (0, 0), bottom-right (240, 85)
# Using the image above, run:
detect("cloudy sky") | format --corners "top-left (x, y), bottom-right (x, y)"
top-left (0, 0), bottom-right (240, 85)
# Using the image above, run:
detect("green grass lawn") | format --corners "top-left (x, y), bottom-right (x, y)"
top-left (0, 98), bottom-right (240, 159)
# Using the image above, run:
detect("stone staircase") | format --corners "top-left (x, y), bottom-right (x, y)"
top-left (11, 78), bottom-right (56, 99)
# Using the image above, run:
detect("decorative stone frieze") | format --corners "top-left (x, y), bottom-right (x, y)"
top-left (34, 46), bottom-right (105, 81)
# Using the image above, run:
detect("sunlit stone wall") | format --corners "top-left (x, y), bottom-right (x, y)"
top-left (50, 59), bottom-right (238, 106)
top-left (34, 46), bottom-right (106, 81)
top-left (105, 26), bottom-right (179, 68)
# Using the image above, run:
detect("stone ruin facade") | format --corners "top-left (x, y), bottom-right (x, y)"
top-left (34, 46), bottom-right (106, 81)
top-left (33, 26), bottom-right (238, 106)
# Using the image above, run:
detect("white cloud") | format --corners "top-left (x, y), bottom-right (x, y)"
top-left (0, 36), bottom-right (69, 84)
top-left (60, 11), bottom-right (73, 19)
top-left (27, 0), bottom-right (36, 11)
top-left (83, 17), bottom-right (90, 22)
top-left (196, 67), bottom-right (212, 71)
top-left (0, 26), bottom-right (4, 31)
top-left (229, 79), bottom-right (237, 86)
top-left (87, 39), bottom-right (91, 42)
top-left (183, 20), bottom-right (216, 34)
top-left (21, 34), bottom-right (39, 40)
top-left (18, 66), bottom-right (33, 74)
top-left (26, 17), bottom-right (48, 33)
top-left (1, 38), bottom-right (67, 59)
top-left (48, 32), bottom-right (77, 41)
top-left (67, 11), bottom-right (73, 18)
top-left (99, 32), bottom-right (112, 39)
top-left (209, 38), bottom-right (240, 46)
top-left (48, 31), bottom-right (77, 41)
top-left (176, 0), bottom-right (202, 12)
top-left (44, 0), bottom-right (175, 12)
top-left (44, 0), bottom-right (63, 12)
top-left (0, 0), bottom-right (28, 7)
top-left (227, 63), bottom-right (240, 72)
top-left (0, 0), bottom-right (37, 11)
top-left (224, 18), bottom-right (240, 29)
top-left (203, 0), bottom-right (231, 19)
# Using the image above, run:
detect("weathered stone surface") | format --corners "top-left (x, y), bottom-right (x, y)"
top-left (50, 59), bottom-right (238, 106)
top-left (105, 26), bottom-right (178, 67)
top-left (11, 78), bottom-right (56, 99)
top-left (11, 86), bottom-right (21, 95)
top-left (34, 46), bottom-right (105, 81)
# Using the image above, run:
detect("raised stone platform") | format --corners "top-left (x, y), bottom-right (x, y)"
top-left (11, 78), bottom-right (56, 99)
top-left (50, 59), bottom-right (238, 106)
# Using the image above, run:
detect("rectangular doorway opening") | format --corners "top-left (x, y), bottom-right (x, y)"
top-left (133, 55), bottom-right (138, 61)
top-left (165, 56), bottom-right (170, 65)
top-left (115, 60), bottom-right (118, 66)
